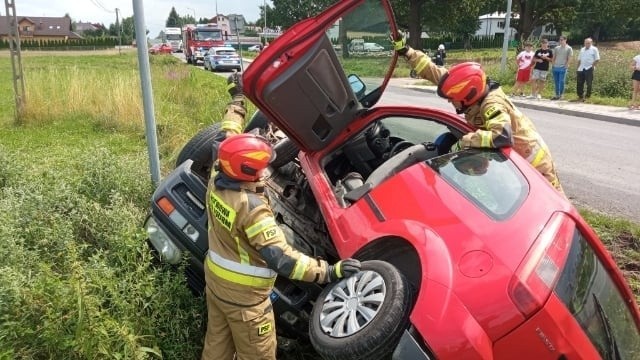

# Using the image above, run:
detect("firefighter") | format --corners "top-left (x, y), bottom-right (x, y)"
top-left (392, 35), bottom-right (564, 195)
top-left (201, 74), bottom-right (361, 360)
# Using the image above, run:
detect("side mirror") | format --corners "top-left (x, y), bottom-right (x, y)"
top-left (348, 74), bottom-right (366, 100)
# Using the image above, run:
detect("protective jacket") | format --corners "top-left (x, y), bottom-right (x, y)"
top-left (205, 102), bottom-right (330, 306)
top-left (404, 48), bottom-right (564, 193)
top-left (205, 173), bottom-right (330, 305)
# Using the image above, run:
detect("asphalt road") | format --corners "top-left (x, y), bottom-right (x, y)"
top-left (380, 87), bottom-right (640, 223)
top-left (175, 52), bottom-right (640, 222)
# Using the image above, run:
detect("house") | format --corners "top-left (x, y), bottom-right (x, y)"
top-left (0, 15), bottom-right (82, 41)
top-left (75, 21), bottom-right (106, 34)
top-left (476, 12), bottom-right (555, 40)
top-left (227, 14), bottom-right (246, 35)
top-left (209, 14), bottom-right (231, 39)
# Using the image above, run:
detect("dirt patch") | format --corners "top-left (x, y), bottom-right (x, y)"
top-left (596, 40), bottom-right (640, 50)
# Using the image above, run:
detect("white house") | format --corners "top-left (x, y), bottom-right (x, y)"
top-left (476, 12), bottom-right (555, 40)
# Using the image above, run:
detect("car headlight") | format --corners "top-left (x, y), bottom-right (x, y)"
top-left (145, 216), bottom-right (182, 264)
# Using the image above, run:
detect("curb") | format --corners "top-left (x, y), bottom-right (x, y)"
top-left (403, 85), bottom-right (640, 128)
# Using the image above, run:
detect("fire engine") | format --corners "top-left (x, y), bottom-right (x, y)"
top-left (182, 24), bottom-right (225, 65)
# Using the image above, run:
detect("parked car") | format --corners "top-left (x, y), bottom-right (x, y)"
top-left (203, 47), bottom-right (242, 72)
top-left (363, 42), bottom-right (385, 52)
top-left (247, 44), bottom-right (262, 52)
top-left (148, 43), bottom-right (172, 55)
top-left (145, 1), bottom-right (640, 359)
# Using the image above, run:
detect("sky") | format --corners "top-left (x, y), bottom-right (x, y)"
top-left (14, 0), bottom-right (270, 38)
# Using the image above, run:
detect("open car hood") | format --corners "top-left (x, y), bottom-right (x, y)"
top-left (244, 0), bottom-right (398, 152)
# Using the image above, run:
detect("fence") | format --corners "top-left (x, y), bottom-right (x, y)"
top-left (0, 37), bottom-right (121, 50)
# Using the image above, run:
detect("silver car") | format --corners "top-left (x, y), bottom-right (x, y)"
top-left (203, 47), bottom-right (242, 72)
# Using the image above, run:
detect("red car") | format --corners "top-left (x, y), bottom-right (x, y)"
top-left (146, 0), bottom-right (640, 359)
top-left (149, 43), bottom-right (172, 55)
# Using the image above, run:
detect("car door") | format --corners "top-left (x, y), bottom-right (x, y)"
top-left (244, 0), bottom-right (399, 152)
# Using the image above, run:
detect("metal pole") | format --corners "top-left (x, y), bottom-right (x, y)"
top-left (5, 0), bottom-right (25, 124)
top-left (115, 8), bottom-right (122, 55)
top-left (500, 0), bottom-right (512, 72)
top-left (132, 0), bottom-right (161, 186)
top-left (235, 17), bottom-right (243, 72)
top-left (263, 0), bottom-right (266, 44)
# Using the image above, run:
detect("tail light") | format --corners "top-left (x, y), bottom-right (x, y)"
top-left (508, 212), bottom-right (574, 318)
top-left (156, 196), bottom-right (200, 243)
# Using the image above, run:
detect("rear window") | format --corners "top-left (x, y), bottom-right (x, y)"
top-left (215, 49), bottom-right (236, 56)
top-left (426, 149), bottom-right (528, 220)
top-left (555, 229), bottom-right (640, 359)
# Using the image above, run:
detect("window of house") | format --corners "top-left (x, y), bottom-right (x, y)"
top-left (498, 21), bottom-right (505, 29)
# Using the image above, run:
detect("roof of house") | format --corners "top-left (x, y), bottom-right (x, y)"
top-left (0, 15), bottom-right (82, 38)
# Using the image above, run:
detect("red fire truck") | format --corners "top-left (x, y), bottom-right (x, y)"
top-left (182, 24), bottom-right (225, 65)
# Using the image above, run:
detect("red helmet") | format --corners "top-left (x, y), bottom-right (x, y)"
top-left (217, 133), bottom-right (273, 182)
top-left (437, 62), bottom-right (487, 107)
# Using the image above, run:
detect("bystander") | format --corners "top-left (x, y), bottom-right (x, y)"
top-left (573, 37), bottom-right (600, 102)
top-left (551, 36), bottom-right (573, 100)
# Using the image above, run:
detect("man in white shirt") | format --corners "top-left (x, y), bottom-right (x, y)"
top-left (574, 37), bottom-right (600, 102)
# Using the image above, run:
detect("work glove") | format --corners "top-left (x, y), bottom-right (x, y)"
top-left (226, 72), bottom-right (243, 99)
top-left (327, 258), bottom-right (361, 282)
top-left (390, 32), bottom-right (409, 56)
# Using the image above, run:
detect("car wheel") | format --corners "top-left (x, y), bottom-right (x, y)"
top-left (309, 260), bottom-right (413, 360)
top-left (176, 119), bottom-right (299, 179)
top-left (176, 123), bottom-right (221, 179)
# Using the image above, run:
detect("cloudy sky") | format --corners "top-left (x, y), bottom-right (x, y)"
top-left (14, 0), bottom-right (269, 37)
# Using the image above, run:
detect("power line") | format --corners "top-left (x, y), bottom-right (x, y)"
top-left (89, 0), bottom-right (114, 13)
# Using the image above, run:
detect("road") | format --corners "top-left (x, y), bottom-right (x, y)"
top-left (176, 52), bottom-right (640, 222)
top-left (380, 87), bottom-right (640, 223)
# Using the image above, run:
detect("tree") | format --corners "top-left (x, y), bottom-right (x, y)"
top-left (571, 0), bottom-right (633, 41)
top-left (509, 0), bottom-right (577, 42)
top-left (269, 0), bottom-right (335, 28)
top-left (166, 7), bottom-right (181, 27)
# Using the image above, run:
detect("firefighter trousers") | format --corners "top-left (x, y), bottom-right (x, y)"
top-left (201, 284), bottom-right (276, 360)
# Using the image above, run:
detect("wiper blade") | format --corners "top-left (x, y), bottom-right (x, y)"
top-left (592, 293), bottom-right (622, 360)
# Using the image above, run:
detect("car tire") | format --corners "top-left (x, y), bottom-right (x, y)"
top-left (309, 260), bottom-right (413, 360)
top-left (175, 123), bottom-right (221, 179)
top-left (176, 119), bottom-right (299, 179)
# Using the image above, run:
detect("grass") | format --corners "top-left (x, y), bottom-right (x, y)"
top-left (0, 50), bottom-right (638, 359)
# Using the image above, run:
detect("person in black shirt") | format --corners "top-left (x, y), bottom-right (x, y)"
top-left (434, 44), bottom-right (446, 66)
top-left (530, 39), bottom-right (553, 100)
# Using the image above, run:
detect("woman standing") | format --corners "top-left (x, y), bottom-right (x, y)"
top-left (630, 53), bottom-right (640, 109)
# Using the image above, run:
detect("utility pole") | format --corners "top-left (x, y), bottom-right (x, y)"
top-left (132, 0), bottom-right (161, 186)
top-left (263, 0), bottom-right (267, 44)
top-left (115, 8), bottom-right (122, 54)
top-left (500, 0), bottom-right (513, 73)
top-left (5, 0), bottom-right (25, 124)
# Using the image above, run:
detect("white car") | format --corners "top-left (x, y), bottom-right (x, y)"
top-left (247, 44), bottom-right (262, 52)
top-left (203, 47), bottom-right (242, 72)
top-left (363, 42), bottom-right (385, 52)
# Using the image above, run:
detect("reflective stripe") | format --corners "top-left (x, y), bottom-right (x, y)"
top-left (245, 217), bottom-right (277, 238)
top-left (414, 57), bottom-right (429, 74)
top-left (235, 236), bottom-right (250, 264)
top-left (479, 130), bottom-right (493, 147)
top-left (529, 147), bottom-right (546, 167)
top-left (207, 250), bottom-right (276, 287)
top-left (290, 255), bottom-right (310, 280)
top-left (221, 120), bottom-right (242, 134)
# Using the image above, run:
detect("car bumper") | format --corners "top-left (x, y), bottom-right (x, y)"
top-left (392, 327), bottom-right (435, 360)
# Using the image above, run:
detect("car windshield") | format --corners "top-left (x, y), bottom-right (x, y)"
top-left (196, 30), bottom-right (222, 41)
top-left (426, 149), bottom-right (528, 220)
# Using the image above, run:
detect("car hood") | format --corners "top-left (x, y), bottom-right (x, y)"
top-left (244, 0), bottom-right (398, 152)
